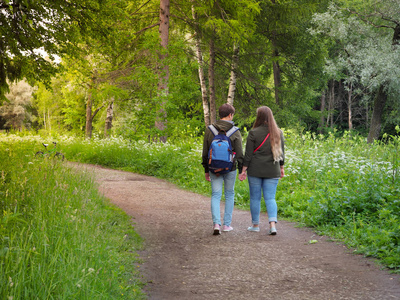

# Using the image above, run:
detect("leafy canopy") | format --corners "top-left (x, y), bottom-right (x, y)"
top-left (0, 0), bottom-right (119, 101)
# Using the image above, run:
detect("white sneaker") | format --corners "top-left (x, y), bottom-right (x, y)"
top-left (247, 226), bottom-right (260, 232)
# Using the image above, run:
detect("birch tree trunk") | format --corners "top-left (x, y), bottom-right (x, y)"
top-left (156, 0), bottom-right (170, 143)
top-left (192, 4), bottom-right (210, 127)
top-left (347, 83), bottom-right (353, 132)
top-left (208, 30), bottom-right (217, 124)
top-left (227, 43), bottom-right (239, 106)
top-left (104, 99), bottom-right (114, 138)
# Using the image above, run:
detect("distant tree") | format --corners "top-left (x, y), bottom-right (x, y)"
top-left (0, 80), bottom-right (34, 130)
top-left (311, 2), bottom-right (400, 141)
top-left (156, 0), bottom-right (170, 142)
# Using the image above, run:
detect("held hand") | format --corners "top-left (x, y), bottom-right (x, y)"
top-left (205, 173), bottom-right (211, 182)
top-left (238, 172), bottom-right (247, 181)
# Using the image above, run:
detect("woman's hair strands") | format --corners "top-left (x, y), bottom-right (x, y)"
top-left (253, 106), bottom-right (283, 162)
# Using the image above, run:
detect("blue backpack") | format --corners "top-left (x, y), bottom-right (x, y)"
top-left (207, 125), bottom-right (239, 175)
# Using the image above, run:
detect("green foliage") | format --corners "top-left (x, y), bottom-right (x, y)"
top-left (0, 0), bottom-right (123, 100)
top-left (0, 137), bottom-right (145, 299)
top-left (310, 2), bottom-right (400, 134)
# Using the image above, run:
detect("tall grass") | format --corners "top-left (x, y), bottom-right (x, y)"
top-left (56, 130), bottom-right (399, 272)
top-left (278, 129), bottom-right (400, 270)
top-left (0, 138), bottom-right (145, 299)
top-left (2, 130), bottom-right (400, 274)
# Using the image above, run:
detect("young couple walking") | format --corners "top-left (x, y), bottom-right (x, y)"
top-left (202, 104), bottom-right (285, 236)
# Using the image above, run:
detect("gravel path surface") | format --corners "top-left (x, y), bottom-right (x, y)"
top-left (74, 163), bottom-right (400, 300)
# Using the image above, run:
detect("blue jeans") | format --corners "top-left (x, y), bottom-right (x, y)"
top-left (248, 176), bottom-right (279, 224)
top-left (210, 170), bottom-right (237, 226)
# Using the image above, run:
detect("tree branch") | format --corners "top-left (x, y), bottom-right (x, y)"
top-left (346, 8), bottom-right (399, 30)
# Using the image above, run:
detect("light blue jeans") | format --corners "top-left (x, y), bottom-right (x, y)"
top-left (248, 176), bottom-right (279, 224)
top-left (210, 170), bottom-right (237, 226)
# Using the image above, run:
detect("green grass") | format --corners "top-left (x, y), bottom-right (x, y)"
top-left (0, 138), bottom-right (145, 299)
top-left (55, 130), bottom-right (400, 272)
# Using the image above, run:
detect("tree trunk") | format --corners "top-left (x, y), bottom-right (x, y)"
top-left (319, 90), bottom-right (326, 134)
top-left (338, 80), bottom-right (344, 124)
top-left (192, 4), bottom-right (210, 127)
top-left (208, 31), bottom-right (217, 124)
top-left (227, 43), bottom-right (239, 106)
top-left (48, 109), bottom-right (51, 132)
top-left (85, 91), bottom-right (93, 139)
top-left (104, 99), bottom-right (114, 138)
top-left (85, 80), bottom-right (104, 139)
top-left (271, 35), bottom-right (281, 107)
top-left (367, 85), bottom-right (387, 143)
top-left (271, 0), bottom-right (280, 106)
top-left (347, 82), bottom-right (353, 132)
top-left (326, 80), bottom-right (335, 128)
top-left (156, 0), bottom-right (170, 143)
top-left (272, 60), bottom-right (281, 106)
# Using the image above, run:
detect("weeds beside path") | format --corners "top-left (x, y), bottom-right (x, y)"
top-left (76, 163), bottom-right (400, 300)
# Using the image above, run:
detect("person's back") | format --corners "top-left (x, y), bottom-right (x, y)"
top-left (201, 104), bottom-right (243, 235)
top-left (239, 106), bottom-right (284, 235)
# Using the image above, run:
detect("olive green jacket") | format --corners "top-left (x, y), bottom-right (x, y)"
top-left (202, 120), bottom-right (244, 173)
top-left (243, 125), bottom-right (285, 178)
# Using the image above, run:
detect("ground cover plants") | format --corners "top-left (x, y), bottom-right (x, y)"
top-left (0, 137), bottom-right (145, 299)
top-left (279, 129), bottom-right (400, 271)
top-left (55, 130), bottom-right (400, 272)
top-left (1, 128), bottom-right (399, 287)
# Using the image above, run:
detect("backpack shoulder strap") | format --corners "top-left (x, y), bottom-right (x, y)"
top-left (226, 126), bottom-right (239, 137)
top-left (208, 125), bottom-right (219, 136)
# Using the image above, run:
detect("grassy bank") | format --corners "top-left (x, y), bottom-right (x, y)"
top-left (0, 138), bottom-right (145, 299)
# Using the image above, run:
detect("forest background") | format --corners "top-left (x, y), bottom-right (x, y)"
top-left (1, 0), bottom-right (399, 141)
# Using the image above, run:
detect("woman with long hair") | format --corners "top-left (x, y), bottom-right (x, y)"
top-left (239, 106), bottom-right (285, 235)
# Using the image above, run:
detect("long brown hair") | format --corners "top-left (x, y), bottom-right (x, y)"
top-left (253, 106), bottom-right (282, 162)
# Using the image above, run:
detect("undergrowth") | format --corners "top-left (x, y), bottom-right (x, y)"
top-left (0, 139), bottom-right (145, 299)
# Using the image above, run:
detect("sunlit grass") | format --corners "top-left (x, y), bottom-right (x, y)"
top-left (0, 138), bottom-right (145, 299)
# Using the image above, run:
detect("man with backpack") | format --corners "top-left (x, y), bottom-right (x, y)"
top-left (202, 103), bottom-right (244, 235)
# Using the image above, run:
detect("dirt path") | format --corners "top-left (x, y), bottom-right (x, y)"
top-left (74, 163), bottom-right (400, 300)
